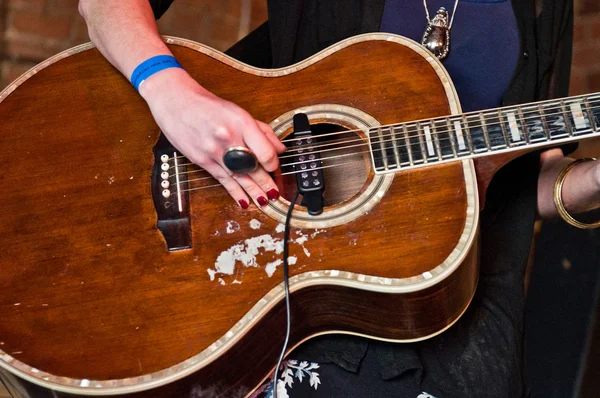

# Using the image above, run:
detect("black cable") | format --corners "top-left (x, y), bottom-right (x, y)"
top-left (272, 190), bottom-right (301, 398)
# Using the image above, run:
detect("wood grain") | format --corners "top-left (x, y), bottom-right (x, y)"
top-left (0, 37), bottom-right (478, 396)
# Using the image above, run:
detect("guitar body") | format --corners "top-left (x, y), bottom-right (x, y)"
top-left (0, 34), bottom-right (487, 397)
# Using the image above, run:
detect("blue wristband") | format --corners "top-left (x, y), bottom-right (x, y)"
top-left (130, 55), bottom-right (183, 91)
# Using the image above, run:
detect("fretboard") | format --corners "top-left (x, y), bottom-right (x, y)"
top-left (368, 93), bottom-right (600, 174)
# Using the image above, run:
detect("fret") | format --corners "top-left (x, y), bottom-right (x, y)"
top-left (415, 123), bottom-right (430, 163)
top-left (502, 109), bottom-right (525, 145)
top-left (465, 114), bottom-right (488, 153)
top-left (389, 127), bottom-right (402, 167)
top-left (497, 110), bottom-right (511, 147)
top-left (559, 101), bottom-right (575, 137)
top-left (432, 126), bottom-right (444, 161)
top-left (405, 124), bottom-right (425, 164)
top-left (565, 98), bottom-right (592, 135)
top-left (479, 114), bottom-right (493, 151)
top-left (461, 116), bottom-right (475, 154)
top-left (482, 112), bottom-right (508, 150)
top-left (516, 107), bottom-right (531, 145)
top-left (443, 118), bottom-right (459, 158)
top-left (521, 105), bottom-right (548, 142)
top-left (588, 95), bottom-right (600, 130)
top-left (391, 126), bottom-right (411, 167)
top-left (381, 127), bottom-right (397, 169)
top-left (451, 118), bottom-right (470, 154)
top-left (540, 101), bottom-right (573, 139)
top-left (435, 118), bottom-right (455, 159)
top-left (420, 122), bottom-right (439, 162)
top-left (537, 104), bottom-right (551, 141)
top-left (400, 125), bottom-right (415, 166)
top-left (369, 127), bottom-right (386, 171)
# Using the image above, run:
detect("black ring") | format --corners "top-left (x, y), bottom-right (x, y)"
top-left (222, 147), bottom-right (258, 174)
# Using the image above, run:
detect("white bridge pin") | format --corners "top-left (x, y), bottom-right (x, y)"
top-left (161, 171), bottom-right (169, 180)
top-left (161, 163), bottom-right (169, 171)
top-left (160, 154), bottom-right (169, 162)
top-left (161, 180), bottom-right (170, 189)
top-left (162, 189), bottom-right (171, 198)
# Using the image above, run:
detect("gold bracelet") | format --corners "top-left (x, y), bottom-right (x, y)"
top-left (553, 157), bottom-right (600, 229)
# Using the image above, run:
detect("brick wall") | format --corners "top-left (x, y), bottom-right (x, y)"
top-left (0, 0), bottom-right (268, 89)
top-left (571, 0), bottom-right (600, 95)
top-left (0, 0), bottom-right (598, 93)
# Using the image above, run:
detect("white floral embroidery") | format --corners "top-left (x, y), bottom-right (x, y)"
top-left (254, 359), bottom-right (321, 398)
top-left (251, 359), bottom-right (436, 398)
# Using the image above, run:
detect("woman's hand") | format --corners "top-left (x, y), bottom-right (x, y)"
top-left (537, 148), bottom-right (600, 219)
top-left (139, 68), bottom-right (286, 209)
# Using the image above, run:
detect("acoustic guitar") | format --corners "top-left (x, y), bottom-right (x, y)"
top-left (0, 33), bottom-right (598, 397)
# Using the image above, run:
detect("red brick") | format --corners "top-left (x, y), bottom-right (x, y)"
top-left (589, 17), bottom-right (600, 45)
top-left (8, 0), bottom-right (46, 12)
top-left (580, 0), bottom-right (600, 15)
top-left (10, 10), bottom-right (72, 41)
top-left (71, 16), bottom-right (90, 43)
top-left (589, 71), bottom-right (600, 93)
top-left (0, 60), bottom-right (38, 88)
top-left (573, 21), bottom-right (585, 43)
top-left (5, 35), bottom-right (70, 61)
top-left (569, 71), bottom-right (588, 96)
top-left (572, 46), bottom-right (600, 69)
top-left (47, 0), bottom-right (80, 12)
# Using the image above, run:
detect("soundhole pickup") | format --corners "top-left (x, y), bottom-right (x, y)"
top-left (293, 113), bottom-right (325, 215)
top-left (151, 132), bottom-right (192, 251)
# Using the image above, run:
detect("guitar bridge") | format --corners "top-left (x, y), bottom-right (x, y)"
top-left (151, 133), bottom-right (192, 251)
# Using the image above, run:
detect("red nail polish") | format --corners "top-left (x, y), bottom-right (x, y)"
top-left (238, 199), bottom-right (249, 209)
top-left (257, 196), bottom-right (268, 207)
top-left (267, 189), bottom-right (280, 201)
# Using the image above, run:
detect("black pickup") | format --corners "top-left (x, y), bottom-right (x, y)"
top-left (293, 113), bottom-right (325, 215)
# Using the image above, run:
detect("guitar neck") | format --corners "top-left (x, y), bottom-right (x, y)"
top-left (368, 93), bottom-right (600, 173)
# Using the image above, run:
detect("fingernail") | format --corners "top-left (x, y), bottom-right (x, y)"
top-left (238, 199), bottom-right (249, 209)
top-left (267, 189), bottom-right (280, 201)
top-left (257, 196), bottom-right (268, 207)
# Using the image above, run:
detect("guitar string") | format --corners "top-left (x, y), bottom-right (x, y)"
top-left (176, 117), bottom-right (589, 191)
top-left (172, 93), bottom-right (599, 158)
top-left (169, 96), bottom-right (600, 162)
top-left (175, 126), bottom-right (595, 188)
top-left (171, 112), bottom-right (599, 184)
top-left (179, 159), bottom-right (360, 193)
top-left (170, 102), bottom-right (600, 169)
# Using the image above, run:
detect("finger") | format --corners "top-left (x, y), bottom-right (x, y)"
top-left (242, 121), bottom-right (280, 173)
top-left (248, 167), bottom-right (280, 201)
top-left (202, 160), bottom-right (251, 209)
top-left (232, 173), bottom-right (270, 207)
top-left (256, 120), bottom-right (286, 154)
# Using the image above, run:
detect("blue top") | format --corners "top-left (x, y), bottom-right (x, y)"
top-left (380, 0), bottom-right (520, 112)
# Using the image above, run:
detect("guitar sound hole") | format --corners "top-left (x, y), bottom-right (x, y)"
top-left (276, 123), bottom-right (370, 207)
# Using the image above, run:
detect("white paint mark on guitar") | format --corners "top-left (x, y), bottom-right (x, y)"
top-left (265, 256), bottom-right (297, 277)
top-left (210, 234), bottom-right (284, 281)
top-left (226, 221), bottom-right (240, 234)
top-left (208, 228), bottom-right (326, 283)
top-left (249, 219), bottom-right (262, 229)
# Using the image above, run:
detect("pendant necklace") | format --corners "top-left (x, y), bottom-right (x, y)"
top-left (421, 0), bottom-right (459, 60)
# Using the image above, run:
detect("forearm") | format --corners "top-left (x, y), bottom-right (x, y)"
top-left (537, 148), bottom-right (600, 219)
top-left (78, 0), bottom-right (171, 79)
